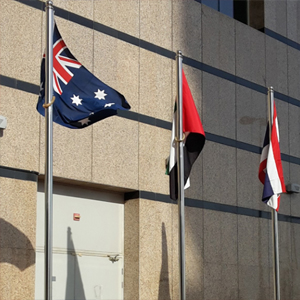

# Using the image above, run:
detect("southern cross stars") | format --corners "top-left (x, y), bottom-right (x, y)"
top-left (70, 89), bottom-right (108, 107)
top-left (78, 117), bottom-right (90, 126)
top-left (70, 89), bottom-right (112, 127)
top-left (104, 103), bottom-right (115, 108)
top-left (70, 89), bottom-right (111, 127)
top-left (71, 94), bottom-right (82, 106)
top-left (95, 89), bottom-right (107, 100)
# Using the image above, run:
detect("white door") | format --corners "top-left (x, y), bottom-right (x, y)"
top-left (35, 183), bottom-right (124, 300)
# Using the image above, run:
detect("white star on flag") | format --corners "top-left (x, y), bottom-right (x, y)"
top-left (95, 89), bottom-right (107, 100)
top-left (71, 95), bottom-right (82, 106)
top-left (78, 117), bottom-right (90, 126)
top-left (39, 82), bottom-right (44, 97)
top-left (104, 103), bottom-right (115, 108)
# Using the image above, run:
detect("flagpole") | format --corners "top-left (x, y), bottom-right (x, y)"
top-left (176, 50), bottom-right (186, 300)
top-left (268, 87), bottom-right (280, 300)
top-left (45, 1), bottom-right (54, 300)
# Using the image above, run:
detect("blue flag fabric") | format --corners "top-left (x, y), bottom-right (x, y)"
top-left (37, 24), bottom-right (130, 129)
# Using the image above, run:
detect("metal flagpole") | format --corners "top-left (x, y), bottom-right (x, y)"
top-left (176, 50), bottom-right (186, 300)
top-left (45, 1), bottom-right (54, 300)
top-left (268, 87), bottom-right (280, 300)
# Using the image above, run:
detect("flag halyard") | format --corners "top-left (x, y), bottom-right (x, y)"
top-left (37, 23), bottom-right (130, 129)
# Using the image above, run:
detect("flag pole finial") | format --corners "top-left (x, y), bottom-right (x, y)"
top-left (177, 50), bottom-right (182, 58)
top-left (46, 0), bottom-right (53, 8)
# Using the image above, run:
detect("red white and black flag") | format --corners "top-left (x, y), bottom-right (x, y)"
top-left (166, 70), bottom-right (205, 200)
top-left (258, 100), bottom-right (286, 211)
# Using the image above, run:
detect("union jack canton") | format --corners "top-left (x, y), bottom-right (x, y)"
top-left (37, 23), bottom-right (130, 129)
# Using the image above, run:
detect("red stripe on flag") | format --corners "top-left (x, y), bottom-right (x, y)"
top-left (182, 71), bottom-right (205, 136)
top-left (258, 159), bottom-right (267, 183)
top-left (271, 103), bottom-right (286, 193)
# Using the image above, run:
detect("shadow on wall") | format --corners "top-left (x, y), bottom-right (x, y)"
top-left (0, 218), bottom-right (35, 270)
top-left (158, 222), bottom-right (171, 300)
top-left (65, 226), bottom-right (86, 300)
top-left (239, 116), bottom-right (266, 126)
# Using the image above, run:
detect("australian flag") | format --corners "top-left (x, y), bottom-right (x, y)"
top-left (37, 23), bottom-right (130, 129)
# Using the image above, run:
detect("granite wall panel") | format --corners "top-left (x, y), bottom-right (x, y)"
top-left (202, 74), bottom-right (236, 140)
top-left (237, 150), bottom-right (266, 211)
top-left (139, 199), bottom-right (173, 300)
top-left (289, 163), bottom-right (300, 218)
top-left (0, 177), bottom-right (37, 300)
top-left (139, 0), bottom-right (172, 50)
top-left (172, 1), bottom-right (202, 62)
top-left (202, 142), bottom-right (237, 206)
top-left (92, 117), bottom-right (139, 190)
top-left (0, 0), bottom-right (42, 85)
top-left (138, 124), bottom-right (170, 195)
top-left (265, 37), bottom-right (288, 96)
top-left (291, 223), bottom-right (300, 299)
top-left (0, 88), bottom-right (40, 171)
top-left (235, 21), bottom-right (265, 86)
top-left (265, 0), bottom-right (287, 38)
top-left (202, 5), bottom-right (235, 74)
top-left (287, 47), bottom-right (300, 100)
top-left (139, 49), bottom-right (173, 121)
top-left (124, 199), bottom-right (140, 300)
top-left (236, 85), bottom-right (266, 146)
top-left (288, 104), bottom-right (300, 158)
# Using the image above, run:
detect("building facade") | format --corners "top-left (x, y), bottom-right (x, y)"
top-left (1, 0), bottom-right (300, 299)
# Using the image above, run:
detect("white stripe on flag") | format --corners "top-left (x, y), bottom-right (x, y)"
top-left (268, 143), bottom-right (284, 195)
top-left (168, 116), bottom-right (190, 189)
top-left (168, 117), bottom-right (176, 173)
top-left (259, 144), bottom-right (269, 164)
top-left (266, 142), bottom-right (281, 209)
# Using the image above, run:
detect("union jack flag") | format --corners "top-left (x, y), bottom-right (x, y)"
top-left (37, 23), bottom-right (130, 129)
top-left (258, 100), bottom-right (286, 211)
